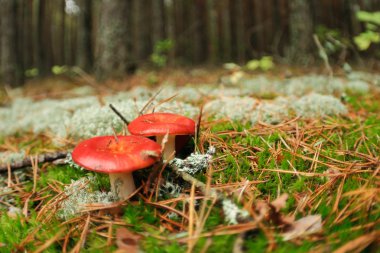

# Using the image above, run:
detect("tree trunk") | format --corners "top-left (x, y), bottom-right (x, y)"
top-left (207, 0), bottom-right (218, 64)
top-left (152, 0), bottom-right (165, 45)
top-left (0, 0), bottom-right (24, 87)
top-left (77, 0), bottom-right (93, 72)
top-left (286, 0), bottom-right (314, 64)
top-left (133, 0), bottom-right (152, 62)
top-left (95, 0), bottom-right (129, 81)
top-left (194, 0), bottom-right (208, 63)
top-left (220, 0), bottom-right (231, 61)
top-left (37, 0), bottom-right (50, 75)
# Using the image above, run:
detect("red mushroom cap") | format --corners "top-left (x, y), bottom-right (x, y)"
top-left (128, 113), bottom-right (196, 136)
top-left (72, 136), bottom-right (161, 173)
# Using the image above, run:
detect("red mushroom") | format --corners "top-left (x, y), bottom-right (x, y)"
top-left (128, 113), bottom-right (196, 161)
top-left (72, 135), bottom-right (161, 200)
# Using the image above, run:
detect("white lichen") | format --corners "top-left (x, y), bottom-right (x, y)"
top-left (170, 146), bottom-right (215, 175)
top-left (58, 177), bottom-right (116, 220)
top-left (204, 97), bottom-right (257, 121)
top-left (159, 177), bottom-right (182, 197)
top-left (65, 153), bottom-right (83, 170)
top-left (250, 97), bottom-right (290, 125)
top-left (345, 80), bottom-right (370, 94)
top-left (291, 93), bottom-right (347, 118)
top-left (222, 199), bottom-right (250, 225)
top-left (0, 150), bottom-right (26, 164)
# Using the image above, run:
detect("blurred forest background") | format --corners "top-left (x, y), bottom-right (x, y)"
top-left (0, 0), bottom-right (379, 87)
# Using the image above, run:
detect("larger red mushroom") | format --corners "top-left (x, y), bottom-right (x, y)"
top-left (72, 135), bottom-right (161, 200)
top-left (128, 113), bottom-right (196, 161)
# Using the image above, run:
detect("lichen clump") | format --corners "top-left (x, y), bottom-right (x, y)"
top-left (58, 177), bottom-right (116, 220)
top-left (0, 150), bottom-right (26, 164)
top-left (291, 93), bottom-right (348, 118)
top-left (170, 146), bottom-right (215, 175)
top-left (222, 199), bottom-right (250, 225)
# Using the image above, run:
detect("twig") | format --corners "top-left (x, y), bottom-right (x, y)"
top-left (109, 104), bottom-right (130, 126)
top-left (0, 151), bottom-right (69, 172)
top-left (313, 34), bottom-right (333, 77)
top-left (195, 106), bottom-right (203, 149)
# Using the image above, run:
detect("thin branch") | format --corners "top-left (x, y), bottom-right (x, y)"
top-left (0, 151), bottom-right (69, 172)
top-left (313, 34), bottom-right (333, 77)
top-left (109, 104), bottom-right (130, 125)
top-left (195, 106), bottom-right (203, 149)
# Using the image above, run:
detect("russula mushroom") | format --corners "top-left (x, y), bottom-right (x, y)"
top-left (128, 112), bottom-right (196, 161)
top-left (72, 135), bottom-right (161, 200)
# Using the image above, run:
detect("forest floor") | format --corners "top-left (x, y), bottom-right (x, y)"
top-left (0, 67), bottom-right (379, 252)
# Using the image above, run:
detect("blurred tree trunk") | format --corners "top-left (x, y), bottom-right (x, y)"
top-left (0, 0), bottom-right (24, 87)
top-left (133, 0), bottom-right (152, 62)
top-left (37, 0), bottom-right (50, 75)
top-left (220, 0), bottom-right (231, 61)
top-left (207, 0), bottom-right (218, 64)
top-left (230, 0), bottom-right (245, 63)
top-left (95, 0), bottom-right (129, 81)
top-left (194, 0), bottom-right (208, 63)
top-left (152, 0), bottom-right (165, 44)
top-left (77, 0), bottom-right (93, 72)
top-left (286, 0), bottom-right (314, 64)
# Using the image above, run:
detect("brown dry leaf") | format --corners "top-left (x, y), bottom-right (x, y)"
top-left (270, 193), bottom-right (289, 212)
top-left (333, 230), bottom-right (380, 253)
top-left (116, 227), bottom-right (142, 253)
top-left (281, 215), bottom-right (322, 241)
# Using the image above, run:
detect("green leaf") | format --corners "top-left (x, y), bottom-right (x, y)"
top-left (259, 56), bottom-right (274, 71)
top-left (51, 65), bottom-right (68, 75)
top-left (246, 60), bottom-right (260, 70)
top-left (25, 68), bottom-right (39, 78)
top-left (356, 11), bottom-right (380, 26)
top-left (354, 31), bottom-right (380, 50)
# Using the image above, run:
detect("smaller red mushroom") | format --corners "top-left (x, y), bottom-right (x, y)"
top-left (128, 113), bottom-right (196, 161)
top-left (72, 135), bottom-right (161, 200)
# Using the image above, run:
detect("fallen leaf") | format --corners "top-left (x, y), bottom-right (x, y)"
top-left (270, 193), bottom-right (289, 212)
top-left (116, 227), bottom-right (142, 253)
top-left (333, 231), bottom-right (380, 253)
top-left (281, 215), bottom-right (322, 241)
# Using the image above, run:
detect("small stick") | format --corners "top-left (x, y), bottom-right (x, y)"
top-left (32, 155), bottom-right (39, 193)
top-left (7, 163), bottom-right (12, 187)
top-left (313, 34), bottom-right (333, 77)
top-left (109, 104), bottom-right (130, 125)
top-left (0, 151), bottom-right (69, 172)
top-left (195, 106), bottom-right (203, 150)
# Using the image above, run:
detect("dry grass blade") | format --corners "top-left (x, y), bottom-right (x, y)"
top-left (70, 215), bottom-right (91, 253)
top-left (332, 230), bottom-right (380, 253)
top-left (31, 155), bottom-right (38, 193)
top-left (34, 228), bottom-right (65, 253)
top-left (7, 162), bottom-right (12, 187)
top-left (187, 183), bottom-right (196, 253)
top-left (150, 93), bottom-right (178, 113)
top-left (139, 87), bottom-right (163, 115)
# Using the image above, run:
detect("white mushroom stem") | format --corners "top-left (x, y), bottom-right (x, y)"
top-left (109, 172), bottom-right (136, 200)
top-left (156, 135), bottom-right (176, 162)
